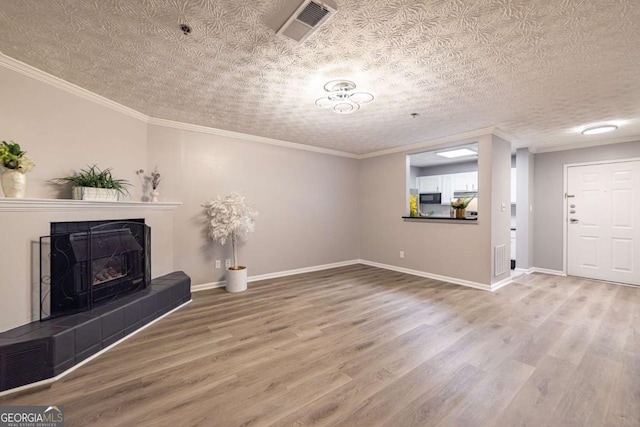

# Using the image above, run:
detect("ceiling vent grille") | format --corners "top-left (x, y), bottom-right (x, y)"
top-left (277, 1), bottom-right (337, 43)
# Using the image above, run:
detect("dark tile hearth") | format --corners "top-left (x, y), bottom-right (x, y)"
top-left (0, 271), bottom-right (191, 393)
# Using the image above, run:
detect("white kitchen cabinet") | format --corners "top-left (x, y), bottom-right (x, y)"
top-left (418, 176), bottom-right (441, 193)
top-left (453, 171), bottom-right (478, 191)
top-left (510, 168), bottom-right (517, 204)
top-left (440, 175), bottom-right (454, 205)
top-left (468, 171), bottom-right (478, 190)
top-left (418, 171), bottom-right (478, 197)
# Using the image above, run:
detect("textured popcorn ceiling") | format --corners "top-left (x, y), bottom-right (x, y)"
top-left (0, 0), bottom-right (639, 154)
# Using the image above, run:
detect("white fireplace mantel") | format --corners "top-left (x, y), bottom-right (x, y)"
top-left (0, 198), bottom-right (182, 212)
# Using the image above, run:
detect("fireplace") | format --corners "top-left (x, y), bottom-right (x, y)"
top-left (0, 211), bottom-right (191, 394)
top-left (41, 219), bottom-right (150, 320)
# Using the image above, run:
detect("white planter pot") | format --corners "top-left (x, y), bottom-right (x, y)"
top-left (1, 170), bottom-right (28, 198)
top-left (72, 186), bottom-right (119, 201)
top-left (226, 267), bottom-right (247, 292)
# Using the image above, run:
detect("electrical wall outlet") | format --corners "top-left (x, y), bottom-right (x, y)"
top-left (215, 260), bottom-right (221, 269)
top-left (225, 259), bottom-right (232, 268)
top-left (399, 251), bottom-right (405, 259)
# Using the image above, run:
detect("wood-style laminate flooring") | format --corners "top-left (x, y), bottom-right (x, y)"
top-left (1, 264), bottom-right (639, 426)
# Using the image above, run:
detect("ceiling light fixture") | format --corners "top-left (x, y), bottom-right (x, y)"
top-left (581, 124), bottom-right (618, 135)
top-left (436, 148), bottom-right (477, 159)
top-left (315, 80), bottom-right (374, 114)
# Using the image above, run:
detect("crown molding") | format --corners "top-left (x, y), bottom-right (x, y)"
top-left (530, 134), bottom-right (640, 154)
top-left (358, 127), bottom-right (497, 159)
top-left (491, 128), bottom-right (516, 143)
top-left (8, 52), bottom-right (635, 159)
top-left (146, 117), bottom-right (359, 159)
top-left (0, 52), bottom-right (358, 159)
top-left (0, 52), bottom-right (150, 122)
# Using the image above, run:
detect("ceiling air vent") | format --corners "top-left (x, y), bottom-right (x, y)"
top-left (277, 0), bottom-right (337, 43)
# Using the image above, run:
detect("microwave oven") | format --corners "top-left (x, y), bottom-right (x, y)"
top-left (419, 192), bottom-right (442, 204)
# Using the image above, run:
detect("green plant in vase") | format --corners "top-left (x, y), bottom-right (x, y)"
top-left (0, 140), bottom-right (35, 198)
top-left (451, 195), bottom-right (476, 219)
top-left (54, 165), bottom-right (131, 200)
top-left (0, 141), bottom-right (35, 172)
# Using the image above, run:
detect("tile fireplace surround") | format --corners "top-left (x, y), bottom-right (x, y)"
top-left (0, 271), bottom-right (191, 393)
top-left (0, 198), bottom-right (186, 394)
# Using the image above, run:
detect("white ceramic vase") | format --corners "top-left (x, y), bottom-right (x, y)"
top-left (226, 267), bottom-right (247, 292)
top-left (1, 169), bottom-right (27, 198)
top-left (151, 189), bottom-right (160, 202)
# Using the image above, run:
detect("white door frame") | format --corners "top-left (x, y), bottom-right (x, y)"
top-left (562, 157), bottom-right (640, 277)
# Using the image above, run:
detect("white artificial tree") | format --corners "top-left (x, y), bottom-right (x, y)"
top-left (203, 193), bottom-right (258, 269)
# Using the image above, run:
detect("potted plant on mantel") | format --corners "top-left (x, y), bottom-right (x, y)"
top-left (0, 140), bottom-right (36, 198)
top-left (203, 193), bottom-right (258, 292)
top-left (54, 165), bottom-right (131, 201)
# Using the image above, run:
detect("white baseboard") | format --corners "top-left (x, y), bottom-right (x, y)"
top-left (0, 299), bottom-right (192, 397)
top-left (490, 276), bottom-right (513, 291)
top-left (527, 267), bottom-right (567, 276)
top-left (192, 259), bottom-right (518, 293)
top-left (358, 259), bottom-right (495, 292)
top-left (191, 281), bottom-right (226, 292)
top-left (191, 259), bottom-right (361, 292)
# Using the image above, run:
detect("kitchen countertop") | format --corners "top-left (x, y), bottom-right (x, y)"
top-left (402, 216), bottom-right (478, 222)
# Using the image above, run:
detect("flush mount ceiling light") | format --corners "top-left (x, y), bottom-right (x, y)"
top-left (581, 124), bottom-right (619, 135)
top-left (315, 80), bottom-right (374, 114)
top-left (436, 148), bottom-right (478, 158)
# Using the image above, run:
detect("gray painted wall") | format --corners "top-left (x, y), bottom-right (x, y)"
top-left (0, 66), bottom-right (147, 200)
top-left (533, 140), bottom-right (640, 271)
top-left (360, 135), bottom-right (495, 286)
top-left (147, 125), bottom-right (361, 286)
top-left (490, 135), bottom-right (512, 284)
top-left (516, 148), bottom-right (534, 269)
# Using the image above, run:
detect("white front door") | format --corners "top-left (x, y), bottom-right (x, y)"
top-left (567, 160), bottom-right (640, 285)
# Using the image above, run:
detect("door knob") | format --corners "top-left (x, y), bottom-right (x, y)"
top-left (570, 218), bottom-right (579, 224)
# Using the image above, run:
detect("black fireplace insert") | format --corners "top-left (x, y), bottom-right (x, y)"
top-left (40, 219), bottom-right (150, 320)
